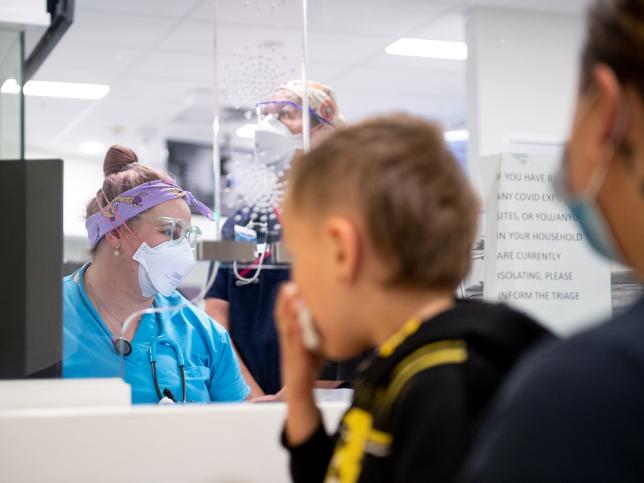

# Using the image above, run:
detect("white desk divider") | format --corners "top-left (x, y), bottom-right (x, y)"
top-left (0, 397), bottom-right (349, 482)
top-left (0, 378), bottom-right (131, 410)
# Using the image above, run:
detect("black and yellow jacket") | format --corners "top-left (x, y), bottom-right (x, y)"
top-left (283, 300), bottom-right (552, 483)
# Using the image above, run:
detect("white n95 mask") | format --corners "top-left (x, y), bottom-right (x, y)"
top-left (254, 115), bottom-right (303, 171)
top-left (132, 238), bottom-right (196, 297)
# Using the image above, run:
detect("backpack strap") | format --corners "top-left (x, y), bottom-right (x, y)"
top-left (374, 339), bottom-right (468, 426)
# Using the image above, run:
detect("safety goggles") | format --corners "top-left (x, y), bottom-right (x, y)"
top-left (140, 216), bottom-right (202, 248)
top-left (255, 100), bottom-right (334, 127)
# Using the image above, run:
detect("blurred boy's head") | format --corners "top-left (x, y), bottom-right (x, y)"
top-left (283, 113), bottom-right (479, 359)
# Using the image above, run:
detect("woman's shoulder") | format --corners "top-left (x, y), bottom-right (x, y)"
top-left (62, 266), bottom-right (87, 293)
top-left (62, 269), bottom-right (79, 287)
top-left (62, 269), bottom-right (83, 302)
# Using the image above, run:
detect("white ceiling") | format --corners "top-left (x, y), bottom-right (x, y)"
top-left (25, 0), bottom-right (593, 163)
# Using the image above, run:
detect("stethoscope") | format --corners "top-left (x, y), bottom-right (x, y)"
top-left (114, 313), bottom-right (188, 403)
top-left (149, 334), bottom-right (187, 403)
top-left (78, 266), bottom-right (188, 403)
top-left (107, 302), bottom-right (188, 402)
top-left (233, 208), bottom-right (284, 286)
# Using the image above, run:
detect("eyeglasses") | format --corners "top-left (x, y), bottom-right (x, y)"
top-left (140, 216), bottom-right (202, 248)
top-left (255, 100), bottom-right (334, 127)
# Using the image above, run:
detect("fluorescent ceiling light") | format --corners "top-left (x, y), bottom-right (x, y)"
top-left (0, 79), bottom-right (110, 99)
top-left (444, 130), bottom-right (469, 142)
top-left (236, 123), bottom-right (257, 139)
top-left (385, 38), bottom-right (468, 60)
top-left (1, 78), bottom-right (20, 94)
top-left (79, 141), bottom-right (106, 155)
top-left (26, 80), bottom-right (110, 99)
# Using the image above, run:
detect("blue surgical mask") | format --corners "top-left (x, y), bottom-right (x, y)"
top-left (554, 152), bottom-right (622, 262)
top-left (554, 92), bottom-right (632, 263)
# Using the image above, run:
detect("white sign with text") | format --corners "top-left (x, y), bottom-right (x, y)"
top-left (482, 152), bottom-right (611, 336)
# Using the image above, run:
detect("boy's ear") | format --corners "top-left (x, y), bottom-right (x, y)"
top-left (325, 215), bottom-right (362, 285)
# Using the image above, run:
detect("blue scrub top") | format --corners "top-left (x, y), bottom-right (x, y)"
top-left (63, 265), bottom-right (250, 404)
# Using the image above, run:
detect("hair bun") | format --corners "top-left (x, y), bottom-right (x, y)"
top-left (103, 145), bottom-right (139, 176)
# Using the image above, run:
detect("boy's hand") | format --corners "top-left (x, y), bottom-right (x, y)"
top-left (275, 282), bottom-right (324, 400)
top-left (276, 282), bottom-right (324, 445)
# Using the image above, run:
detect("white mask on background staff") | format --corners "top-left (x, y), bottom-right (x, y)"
top-left (254, 114), bottom-right (303, 172)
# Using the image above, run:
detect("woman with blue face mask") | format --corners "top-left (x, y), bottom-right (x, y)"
top-left (461, 1), bottom-right (644, 481)
top-left (63, 145), bottom-right (250, 404)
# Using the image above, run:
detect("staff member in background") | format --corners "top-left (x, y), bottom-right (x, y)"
top-left (205, 80), bottom-right (357, 398)
top-left (63, 145), bottom-right (249, 404)
top-left (461, 0), bottom-right (644, 481)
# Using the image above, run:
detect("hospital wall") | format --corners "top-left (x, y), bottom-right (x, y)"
top-left (465, 6), bottom-right (586, 194)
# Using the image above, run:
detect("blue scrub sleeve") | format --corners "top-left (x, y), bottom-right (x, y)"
top-left (206, 262), bottom-right (230, 301)
top-left (209, 328), bottom-right (250, 401)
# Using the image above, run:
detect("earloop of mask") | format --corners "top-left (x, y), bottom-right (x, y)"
top-left (610, 95), bottom-right (630, 147)
top-left (585, 144), bottom-right (614, 199)
top-left (579, 93), bottom-right (630, 199)
top-left (610, 97), bottom-right (639, 178)
top-left (601, 95), bottom-right (638, 194)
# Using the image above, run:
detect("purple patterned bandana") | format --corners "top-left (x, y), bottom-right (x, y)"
top-left (85, 180), bottom-right (214, 248)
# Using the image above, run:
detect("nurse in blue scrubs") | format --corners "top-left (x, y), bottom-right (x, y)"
top-left (63, 145), bottom-right (249, 404)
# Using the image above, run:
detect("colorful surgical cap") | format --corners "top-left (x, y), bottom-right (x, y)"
top-left (278, 80), bottom-right (344, 125)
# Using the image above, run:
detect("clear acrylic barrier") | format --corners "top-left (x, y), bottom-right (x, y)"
top-left (112, 0), bottom-right (473, 401)
top-left (306, 1), bottom-right (468, 166)
top-left (215, 0), bottom-right (308, 273)
top-left (111, 1), bottom-right (311, 400)
top-left (212, 1), bottom-right (469, 274)
top-left (0, 29), bottom-right (23, 159)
